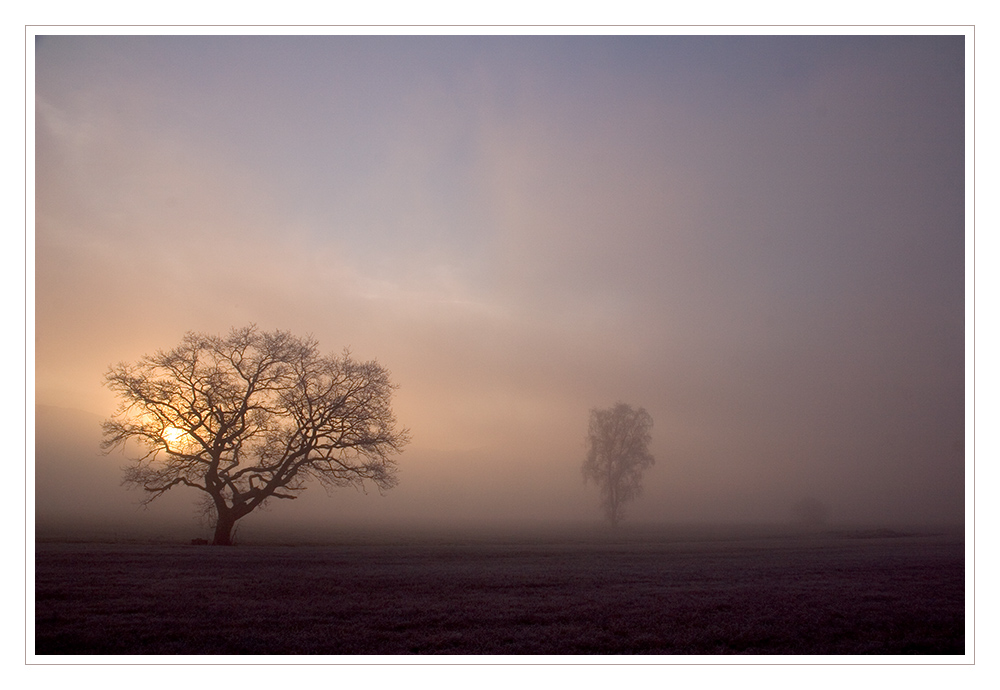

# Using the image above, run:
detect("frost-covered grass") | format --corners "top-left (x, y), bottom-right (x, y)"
top-left (34, 526), bottom-right (964, 655)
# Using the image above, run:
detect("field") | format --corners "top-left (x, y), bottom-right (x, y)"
top-left (34, 525), bottom-right (965, 656)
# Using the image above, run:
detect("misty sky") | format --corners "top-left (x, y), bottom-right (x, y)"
top-left (33, 34), bottom-right (967, 531)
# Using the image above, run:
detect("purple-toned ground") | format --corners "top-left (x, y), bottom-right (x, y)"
top-left (34, 525), bottom-right (965, 655)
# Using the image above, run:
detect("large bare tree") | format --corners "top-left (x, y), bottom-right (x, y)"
top-left (582, 403), bottom-right (654, 527)
top-left (103, 325), bottom-right (409, 544)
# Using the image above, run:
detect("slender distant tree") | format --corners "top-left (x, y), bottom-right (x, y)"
top-left (102, 325), bottom-right (409, 545)
top-left (582, 403), bottom-right (654, 527)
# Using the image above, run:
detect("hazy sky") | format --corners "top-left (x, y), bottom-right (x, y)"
top-left (34, 34), bottom-right (967, 531)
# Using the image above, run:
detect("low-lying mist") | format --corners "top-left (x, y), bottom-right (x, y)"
top-left (35, 403), bottom-right (963, 547)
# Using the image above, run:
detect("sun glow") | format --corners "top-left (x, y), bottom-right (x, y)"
top-left (162, 426), bottom-right (191, 450)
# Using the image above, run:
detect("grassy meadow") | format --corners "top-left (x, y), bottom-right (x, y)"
top-left (34, 524), bottom-right (965, 656)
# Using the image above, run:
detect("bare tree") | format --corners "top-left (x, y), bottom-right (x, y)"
top-left (583, 403), bottom-right (654, 527)
top-left (103, 325), bottom-right (409, 545)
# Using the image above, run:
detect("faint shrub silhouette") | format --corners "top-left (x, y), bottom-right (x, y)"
top-left (791, 497), bottom-right (830, 526)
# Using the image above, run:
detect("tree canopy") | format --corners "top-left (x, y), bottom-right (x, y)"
top-left (103, 325), bottom-right (409, 544)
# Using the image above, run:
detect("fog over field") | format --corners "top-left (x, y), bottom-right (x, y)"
top-left (33, 34), bottom-right (966, 538)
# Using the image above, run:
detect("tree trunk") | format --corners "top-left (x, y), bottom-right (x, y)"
top-left (212, 511), bottom-right (237, 546)
top-left (609, 468), bottom-right (620, 528)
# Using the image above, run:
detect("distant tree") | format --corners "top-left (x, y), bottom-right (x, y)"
top-left (582, 403), bottom-right (655, 527)
top-left (103, 325), bottom-right (409, 545)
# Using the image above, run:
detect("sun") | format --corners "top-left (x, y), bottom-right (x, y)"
top-left (162, 426), bottom-right (191, 449)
